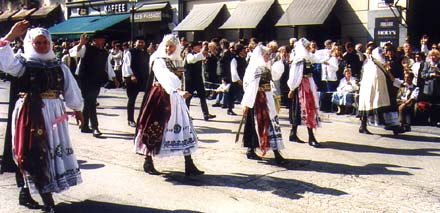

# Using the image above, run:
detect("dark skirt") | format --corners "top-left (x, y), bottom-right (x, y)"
top-left (135, 85), bottom-right (171, 155)
top-left (289, 88), bottom-right (301, 126)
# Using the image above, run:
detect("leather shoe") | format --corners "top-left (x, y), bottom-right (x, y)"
top-left (359, 126), bottom-right (372, 135)
top-left (246, 150), bottom-right (262, 160)
top-left (227, 110), bottom-right (238, 115)
top-left (204, 114), bottom-right (216, 121)
top-left (308, 139), bottom-right (321, 148)
top-left (212, 103), bottom-right (221, 107)
top-left (93, 129), bottom-right (102, 137)
top-left (81, 128), bottom-right (93, 133)
top-left (128, 121), bottom-right (136, 127)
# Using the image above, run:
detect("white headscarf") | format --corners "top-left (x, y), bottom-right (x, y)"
top-left (245, 44), bottom-right (270, 76)
top-left (23, 27), bottom-right (57, 61)
top-left (372, 47), bottom-right (386, 64)
top-left (292, 37), bottom-right (311, 63)
top-left (149, 34), bottom-right (182, 67)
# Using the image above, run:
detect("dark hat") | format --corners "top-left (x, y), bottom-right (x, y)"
top-left (189, 41), bottom-right (202, 48)
top-left (93, 30), bottom-right (107, 40)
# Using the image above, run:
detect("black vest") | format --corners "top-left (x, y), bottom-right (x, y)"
top-left (185, 51), bottom-right (203, 83)
top-left (129, 48), bottom-right (149, 88)
top-left (303, 60), bottom-right (314, 75)
top-left (234, 55), bottom-right (247, 80)
top-left (17, 56), bottom-right (64, 94)
top-left (259, 66), bottom-right (272, 86)
top-left (78, 44), bottom-right (109, 86)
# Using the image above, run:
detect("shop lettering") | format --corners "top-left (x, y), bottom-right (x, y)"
top-left (105, 3), bottom-right (127, 13)
top-left (377, 30), bottom-right (397, 36)
top-left (134, 11), bottom-right (162, 22)
top-left (379, 21), bottom-right (394, 27)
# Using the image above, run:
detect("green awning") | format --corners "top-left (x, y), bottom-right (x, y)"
top-left (48, 14), bottom-right (130, 38)
top-left (219, 0), bottom-right (274, 29)
top-left (276, 0), bottom-right (337, 26)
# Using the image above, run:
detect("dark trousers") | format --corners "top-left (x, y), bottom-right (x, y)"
top-left (81, 85), bottom-right (101, 129)
top-left (126, 80), bottom-right (141, 122)
top-left (186, 82), bottom-right (209, 116)
top-left (228, 82), bottom-right (243, 111)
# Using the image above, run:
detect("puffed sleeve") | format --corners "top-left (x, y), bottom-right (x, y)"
top-left (61, 64), bottom-right (83, 111)
top-left (241, 67), bottom-right (262, 108)
top-left (271, 60), bottom-right (284, 81)
top-left (152, 58), bottom-right (181, 94)
top-left (287, 61), bottom-right (304, 91)
top-left (0, 44), bottom-right (25, 77)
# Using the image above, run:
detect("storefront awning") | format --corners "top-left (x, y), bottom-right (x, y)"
top-left (173, 3), bottom-right (224, 31)
top-left (11, 8), bottom-right (37, 21)
top-left (48, 14), bottom-right (130, 38)
top-left (276, 0), bottom-right (337, 26)
top-left (133, 2), bottom-right (171, 23)
top-left (0, 10), bottom-right (18, 22)
top-left (137, 2), bottom-right (169, 12)
top-left (219, 0), bottom-right (274, 29)
top-left (31, 4), bottom-right (61, 19)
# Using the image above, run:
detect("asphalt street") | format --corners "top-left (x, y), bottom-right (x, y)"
top-left (0, 81), bottom-right (440, 213)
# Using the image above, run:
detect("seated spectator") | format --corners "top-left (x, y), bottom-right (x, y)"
top-left (397, 72), bottom-right (419, 132)
top-left (332, 66), bottom-right (359, 115)
top-left (419, 49), bottom-right (440, 126)
top-left (212, 78), bottom-right (231, 108)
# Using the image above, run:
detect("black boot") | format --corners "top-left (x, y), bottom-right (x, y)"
top-left (289, 125), bottom-right (305, 143)
top-left (18, 187), bottom-right (40, 209)
top-left (246, 148), bottom-right (262, 160)
top-left (307, 128), bottom-right (321, 148)
top-left (40, 192), bottom-right (55, 213)
top-left (273, 150), bottom-right (288, 165)
top-left (143, 156), bottom-right (160, 175)
top-left (359, 117), bottom-right (372, 134)
top-left (184, 155), bottom-right (204, 176)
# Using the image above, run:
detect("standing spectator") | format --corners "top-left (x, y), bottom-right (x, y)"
top-left (343, 42), bottom-right (362, 78)
top-left (185, 41), bottom-right (216, 120)
top-left (110, 42), bottom-right (123, 86)
top-left (412, 52), bottom-right (425, 87)
top-left (205, 41), bottom-right (220, 86)
top-left (122, 37), bottom-right (149, 127)
top-left (228, 43), bottom-right (247, 115)
top-left (70, 31), bottom-right (118, 137)
top-left (384, 42), bottom-right (404, 80)
top-left (218, 38), bottom-right (233, 83)
top-left (355, 43), bottom-right (365, 62)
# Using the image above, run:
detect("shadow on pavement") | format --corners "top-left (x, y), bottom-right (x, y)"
top-left (195, 126), bottom-right (233, 135)
top-left (98, 95), bottom-right (126, 99)
top-left (100, 132), bottom-right (135, 140)
top-left (0, 118), bottom-right (7, 122)
top-left (78, 160), bottom-right (105, 170)
top-left (257, 159), bottom-right (415, 176)
top-left (378, 134), bottom-right (440, 143)
top-left (192, 118), bottom-right (240, 124)
top-left (96, 112), bottom-right (120, 117)
top-left (104, 106), bottom-right (141, 110)
top-left (0, 101), bottom-right (9, 105)
top-left (56, 200), bottom-right (201, 213)
top-left (323, 141), bottom-right (440, 156)
top-left (162, 171), bottom-right (347, 200)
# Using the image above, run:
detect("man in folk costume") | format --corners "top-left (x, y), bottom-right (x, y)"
top-left (69, 32), bottom-right (118, 137)
top-left (241, 45), bottom-right (287, 165)
top-left (287, 38), bottom-right (324, 148)
top-left (0, 20), bottom-right (84, 213)
top-left (122, 37), bottom-right (149, 127)
top-left (358, 44), bottom-right (405, 135)
top-left (134, 34), bottom-right (204, 176)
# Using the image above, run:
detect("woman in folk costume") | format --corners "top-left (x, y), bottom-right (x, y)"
top-left (287, 38), bottom-right (324, 148)
top-left (358, 45), bottom-right (404, 135)
top-left (241, 45), bottom-right (287, 165)
top-left (0, 20), bottom-right (84, 213)
top-left (134, 34), bottom-right (204, 176)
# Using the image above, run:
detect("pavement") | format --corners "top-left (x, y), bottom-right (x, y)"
top-left (1, 81), bottom-right (440, 213)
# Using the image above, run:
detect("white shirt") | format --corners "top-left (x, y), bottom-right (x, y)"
top-left (230, 58), bottom-right (241, 82)
top-left (122, 50), bottom-right (133, 77)
top-left (186, 52), bottom-right (205, 64)
top-left (321, 56), bottom-right (339, 81)
top-left (337, 76), bottom-right (359, 92)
